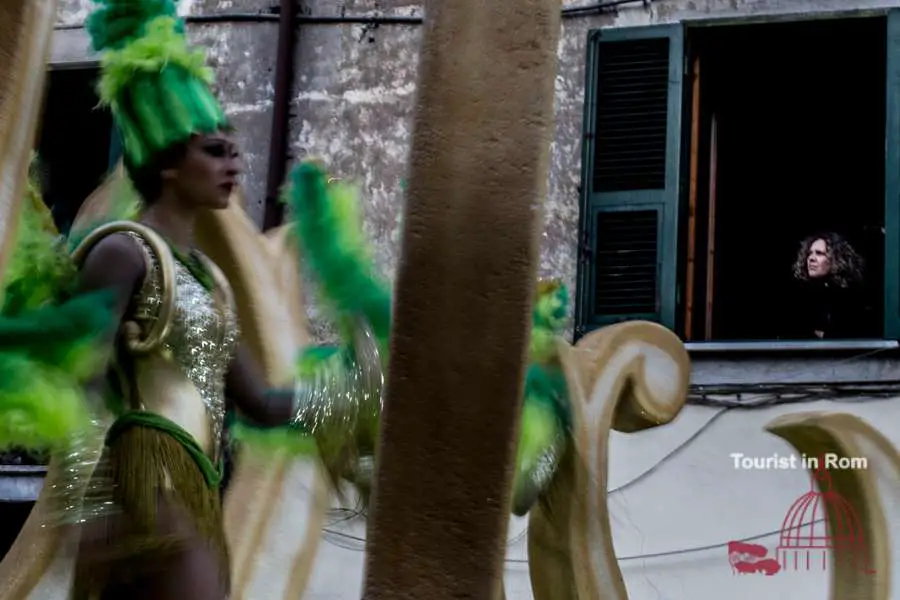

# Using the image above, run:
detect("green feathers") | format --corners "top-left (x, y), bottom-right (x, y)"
top-left (0, 161), bottom-right (117, 451)
top-left (511, 279), bottom-right (572, 515)
top-left (525, 279), bottom-right (571, 430)
top-left (86, 0), bottom-right (181, 51)
top-left (530, 280), bottom-right (569, 362)
top-left (287, 161), bottom-right (392, 350)
top-left (0, 353), bottom-right (95, 451)
top-left (96, 16), bottom-right (213, 106)
top-left (87, 1), bottom-right (227, 168)
top-left (2, 161), bottom-right (74, 315)
top-left (0, 291), bottom-right (116, 378)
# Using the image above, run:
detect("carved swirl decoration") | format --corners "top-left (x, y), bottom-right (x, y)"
top-left (529, 321), bottom-right (690, 600)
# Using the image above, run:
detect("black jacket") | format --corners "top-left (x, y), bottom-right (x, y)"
top-left (782, 278), bottom-right (870, 339)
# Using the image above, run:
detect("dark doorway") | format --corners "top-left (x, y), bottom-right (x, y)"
top-left (686, 17), bottom-right (886, 340)
top-left (35, 67), bottom-right (115, 234)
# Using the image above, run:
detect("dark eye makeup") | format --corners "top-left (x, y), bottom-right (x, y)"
top-left (202, 139), bottom-right (239, 159)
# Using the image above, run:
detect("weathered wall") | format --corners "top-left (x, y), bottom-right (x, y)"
top-left (288, 0), bottom-right (588, 342)
top-left (286, 0), bottom-right (900, 342)
top-left (53, 0), bottom-right (900, 343)
top-left (54, 0), bottom-right (277, 224)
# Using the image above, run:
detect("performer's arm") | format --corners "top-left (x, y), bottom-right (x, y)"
top-left (77, 233), bottom-right (146, 302)
top-left (225, 347), bottom-right (294, 426)
top-left (77, 233), bottom-right (147, 394)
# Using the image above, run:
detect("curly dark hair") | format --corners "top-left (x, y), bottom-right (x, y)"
top-left (792, 232), bottom-right (864, 288)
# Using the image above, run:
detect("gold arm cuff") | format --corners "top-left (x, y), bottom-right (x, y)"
top-left (70, 221), bottom-right (177, 355)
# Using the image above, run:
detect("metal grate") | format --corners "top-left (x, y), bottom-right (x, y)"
top-left (594, 210), bottom-right (658, 315)
top-left (593, 38), bottom-right (670, 192)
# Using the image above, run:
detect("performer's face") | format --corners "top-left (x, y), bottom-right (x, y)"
top-left (168, 132), bottom-right (241, 209)
top-left (806, 238), bottom-right (831, 278)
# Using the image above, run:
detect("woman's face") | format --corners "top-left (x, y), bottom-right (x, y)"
top-left (806, 238), bottom-right (831, 279)
top-left (164, 132), bottom-right (241, 209)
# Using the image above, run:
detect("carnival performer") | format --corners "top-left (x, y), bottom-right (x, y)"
top-left (0, 1), bottom-right (574, 593)
top-left (46, 1), bottom-right (302, 598)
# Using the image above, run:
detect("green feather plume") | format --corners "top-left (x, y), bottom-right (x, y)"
top-left (0, 292), bottom-right (116, 450)
top-left (0, 291), bottom-right (117, 379)
top-left (530, 279), bottom-right (569, 363)
top-left (525, 279), bottom-right (571, 427)
top-left (286, 161), bottom-right (392, 350)
top-left (511, 280), bottom-right (572, 515)
top-left (96, 16), bottom-right (213, 106)
top-left (0, 161), bottom-right (117, 451)
top-left (2, 160), bottom-right (76, 315)
top-left (229, 421), bottom-right (317, 457)
top-left (86, 0), bottom-right (181, 51)
top-left (0, 354), bottom-right (95, 451)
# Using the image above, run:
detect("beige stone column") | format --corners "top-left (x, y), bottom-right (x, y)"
top-left (361, 0), bottom-right (560, 597)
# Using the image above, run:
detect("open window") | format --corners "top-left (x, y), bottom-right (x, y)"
top-left (577, 13), bottom-right (900, 346)
top-left (35, 66), bottom-right (118, 234)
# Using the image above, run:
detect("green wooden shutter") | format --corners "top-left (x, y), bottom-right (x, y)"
top-left (885, 11), bottom-right (900, 339)
top-left (576, 25), bottom-right (684, 337)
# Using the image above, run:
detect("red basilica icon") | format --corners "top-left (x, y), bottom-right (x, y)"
top-left (728, 454), bottom-right (874, 576)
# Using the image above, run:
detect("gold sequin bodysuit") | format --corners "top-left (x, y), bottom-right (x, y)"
top-left (123, 232), bottom-right (239, 461)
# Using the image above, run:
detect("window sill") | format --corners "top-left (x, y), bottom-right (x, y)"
top-left (685, 339), bottom-right (899, 353)
top-left (686, 339), bottom-right (900, 386)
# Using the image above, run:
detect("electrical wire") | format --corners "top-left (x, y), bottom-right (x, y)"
top-left (319, 515), bottom-right (828, 563)
top-left (687, 344), bottom-right (900, 407)
top-left (317, 384), bottom-right (889, 558)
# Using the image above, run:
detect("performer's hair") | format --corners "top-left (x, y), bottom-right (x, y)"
top-left (124, 141), bottom-right (188, 204)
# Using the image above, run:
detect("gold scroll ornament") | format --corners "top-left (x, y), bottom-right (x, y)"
top-left (197, 194), bottom-right (331, 600)
top-left (527, 321), bottom-right (691, 600)
top-left (527, 321), bottom-right (899, 600)
top-left (0, 2), bottom-right (73, 599)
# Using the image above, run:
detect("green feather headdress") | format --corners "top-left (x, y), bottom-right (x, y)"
top-left (86, 0), bottom-right (228, 168)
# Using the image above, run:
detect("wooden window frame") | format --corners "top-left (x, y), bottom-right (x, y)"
top-left (577, 12), bottom-right (900, 349)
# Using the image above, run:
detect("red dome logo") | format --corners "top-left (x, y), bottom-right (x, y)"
top-left (729, 454), bottom-right (874, 576)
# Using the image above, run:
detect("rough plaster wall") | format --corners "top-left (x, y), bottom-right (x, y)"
top-left (290, 0), bottom-right (590, 343)
top-left (57, 0), bottom-right (900, 343)
top-left (290, 0), bottom-right (421, 342)
top-left (54, 0), bottom-right (276, 223)
top-left (291, 0), bottom-right (900, 343)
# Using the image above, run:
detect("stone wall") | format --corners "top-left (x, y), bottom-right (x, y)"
top-left (54, 0), bottom-right (900, 342)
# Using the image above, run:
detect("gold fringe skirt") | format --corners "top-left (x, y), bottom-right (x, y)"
top-left (71, 424), bottom-right (229, 600)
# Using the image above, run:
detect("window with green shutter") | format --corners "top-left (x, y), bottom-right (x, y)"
top-left (575, 25), bottom-right (684, 338)
top-left (883, 9), bottom-right (900, 339)
top-left (578, 15), bottom-right (900, 346)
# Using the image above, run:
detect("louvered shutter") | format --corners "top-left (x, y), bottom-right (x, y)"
top-left (576, 25), bottom-right (685, 336)
top-left (885, 11), bottom-right (900, 339)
